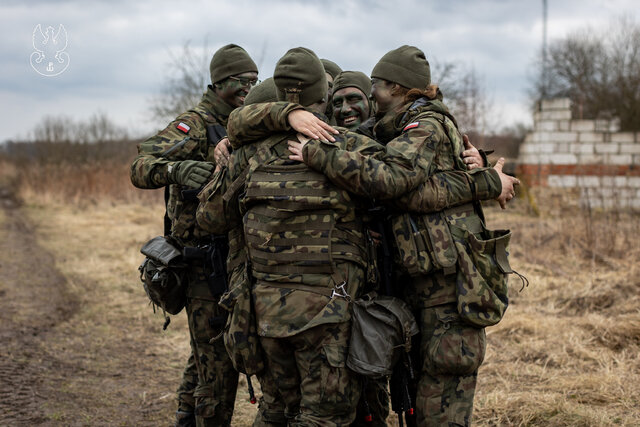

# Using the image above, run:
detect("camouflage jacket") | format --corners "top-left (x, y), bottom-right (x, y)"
top-left (224, 102), bottom-right (501, 213)
top-left (302, 98), bottom-right (504, 306)
top-left (197, 107), bottom-right (382, 337)
top-left (130, 87), bottom-right (232, 244)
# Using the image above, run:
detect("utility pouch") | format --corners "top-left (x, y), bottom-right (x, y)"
top-left (347, 292), bottom-right (419, 377)
top-left (138, 236), bottom-right (187, 316)
top-left (219, 265), bottom-right (264, 375)
top-left (449, 225), bottom-right (512, 327)
top-left (389, 213), bottom-right (433, 276)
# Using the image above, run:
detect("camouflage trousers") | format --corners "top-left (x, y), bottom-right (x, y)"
top-left (176, 267), bottom-right (239, 427)
top-left (254, 322), bottom-right (361, 426)
top-left (411, 303), bottom-right (486, 427)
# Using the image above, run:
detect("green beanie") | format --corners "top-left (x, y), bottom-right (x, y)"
top-left (321, 59), bottom-right (342, 79)
top-left (274, 47), bottom-right (327, 107)
top-left (209, 44), bottom-right (258, 84)
top-left (332, 71), bottom-right (372, 98)
top-left (371, 45), bottom-right (431, 89)
top-left (244, 77), bottom-right (277, 105)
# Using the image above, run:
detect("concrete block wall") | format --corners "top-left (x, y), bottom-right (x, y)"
top-left (517, 98), bottom-right (640, 209)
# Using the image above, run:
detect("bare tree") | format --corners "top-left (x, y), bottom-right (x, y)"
top-left (31, 112), bottom-right (128, 143)
top-left (432, 61), bottom-right (496, 138)
top-left (149, 41), bottom-right (210, 123)
top-left (533, 16), bottom-right (640, 130)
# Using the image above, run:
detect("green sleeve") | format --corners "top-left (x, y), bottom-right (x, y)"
top-left (227, 102), bottom-right (304, 149)
top-left (303, 117), bottom-right (442, 200)
top-left (130, 113), bottom-right (208, 188)
top-left (391, 167), bottom-right (501, 213)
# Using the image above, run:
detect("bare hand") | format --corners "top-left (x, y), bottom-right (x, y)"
top-left (494, 158), bottom-right (520, 209)
top-left (288, 110), bottom-right (338, 142)
top-left (288, 134), bottom-right (310, 162)
top-left (214, 137), bottom-right (231, 167)
top-left (461, 134), bottom-right (484, 170)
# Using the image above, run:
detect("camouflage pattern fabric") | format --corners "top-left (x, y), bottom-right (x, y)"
top-left (186, 266), bottom-right (239, 426)
top-left (413, 303), bottom-right (486, 426)
top-left (130, 86), bottom-right (231, 242)
top-left (197, 111), bottom-right (384, 424)
top-left (224, 102), bottom-right (501, 213)
top-left (259, 321), bottom-right (360, 426)
top-left (450, 226), bottom-right (512, 327)
top-left (176, 354), bottom-right (197, 422)
top-left (130, 87), bottom-right (239, 426)
top-left (297, 98), bottom-right (506, 425)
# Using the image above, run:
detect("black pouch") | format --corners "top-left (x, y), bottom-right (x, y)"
top-left (139, 236), bottom-right (187, 315)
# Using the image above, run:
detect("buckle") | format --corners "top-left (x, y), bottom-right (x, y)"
top-left (331, 281), bottom-right (351, 301)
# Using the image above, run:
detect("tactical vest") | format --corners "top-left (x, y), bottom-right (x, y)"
top-left (240, 134), bottom-right (367, 289)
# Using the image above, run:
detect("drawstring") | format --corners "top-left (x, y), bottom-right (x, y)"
top-left (246, 374), bottom-right (257, 404)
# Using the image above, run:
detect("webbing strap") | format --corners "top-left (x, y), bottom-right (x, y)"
top-left (256, 281), bottom-right (334, 298)
top-left (246, 186), bottom-right (332, 198)
top-left (253, 262), bottom-right (333, 275)
top-left (251, 170), bottom-right (327, 182)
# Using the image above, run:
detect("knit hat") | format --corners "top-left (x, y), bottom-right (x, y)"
top-left (321, 58), bottom-right (342, 79)
top-left (371, 45), bottom-right (430, 89)
top-left (274, 47), bottom-right (327, 107)
top-left (332, 71), bottom-right (372, 99)
top-left (244, 77), bottom-right (277, 105)
top-left (209, 44), bottom-right (258, 84)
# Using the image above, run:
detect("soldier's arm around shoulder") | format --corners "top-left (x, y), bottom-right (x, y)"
top-left (227, 102), bottom-right (304, 148)
top-left (130, 113), bottom-right (208, 189)
top-left (300, 118), bottom-right (440, 200)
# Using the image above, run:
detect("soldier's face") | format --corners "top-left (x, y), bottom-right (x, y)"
top-left (371, 78), bottom-right (396, 113)
top-left (326, 72), bottom-right (334, 99)
top-left (216, 71), bottom-right (259, 108)
top-left (332, 87), bottom-right (370, 130)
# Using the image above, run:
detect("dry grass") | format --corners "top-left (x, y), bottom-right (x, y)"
top-left (472, 192), bottom-right (640, 426)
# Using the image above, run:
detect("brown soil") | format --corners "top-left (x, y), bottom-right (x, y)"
top-left (0, 188), bottom-right (79, 424)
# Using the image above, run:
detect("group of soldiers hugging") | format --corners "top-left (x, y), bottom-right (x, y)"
top-left (131, 43), bottom-right (521, 427)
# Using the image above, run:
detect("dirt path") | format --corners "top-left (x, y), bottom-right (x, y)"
top-left (0, 188), bottom-right (79, 424)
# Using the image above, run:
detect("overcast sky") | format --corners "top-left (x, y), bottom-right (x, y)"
top-left (1, 0), bottom-right (637, 142)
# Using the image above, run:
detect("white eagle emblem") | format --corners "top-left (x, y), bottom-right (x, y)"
top-left (30, 24), bottom-right (70, 76)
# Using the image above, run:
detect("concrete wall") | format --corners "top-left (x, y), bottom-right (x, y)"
top-left (517, 98), bottom-right (640, 209)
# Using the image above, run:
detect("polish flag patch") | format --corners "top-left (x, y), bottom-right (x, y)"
top-left (176, 122), bottom-right (191, 133)
top-left (403, 122), bottom-right (420, 132)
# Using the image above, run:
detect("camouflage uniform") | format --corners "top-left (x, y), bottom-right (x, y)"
top-left (130, 86), bottom-right (239, 426)
top-left (300, 97), bottom-right (502, 426)
top-left (197, 95), bottom-right (393, 425)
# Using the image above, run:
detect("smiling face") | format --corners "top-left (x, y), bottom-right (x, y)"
top-left (332, 87), bottom-right (370, 129)
top-left (215, 71), bottom-right (259, 108)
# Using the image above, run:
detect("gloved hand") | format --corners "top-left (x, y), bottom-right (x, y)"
top-left (168, 160), bottom-right (215, 188)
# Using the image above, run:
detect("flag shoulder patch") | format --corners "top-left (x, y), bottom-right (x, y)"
top-left (176, 122), bottom-right (191, 134)
top-left (403, 122), bottom-right (420, 132)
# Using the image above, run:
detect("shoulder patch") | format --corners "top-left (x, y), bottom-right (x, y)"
top-left (403, 122), bottom-right (420, 132)
top-left (176, 122), bottom-right (191, 134)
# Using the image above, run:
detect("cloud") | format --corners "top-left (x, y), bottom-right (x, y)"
top-left (0, 0), bottom-right (638, 142)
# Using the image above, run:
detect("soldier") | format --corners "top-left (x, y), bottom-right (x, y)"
top-left (288, 45), bottom-right (519, 426)
top-left (130, 44), bottom-right (258, 427)
top-left (330, 71), bottom-right (372, 130)
top-left (197, 47), bottom-right (385, 426)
